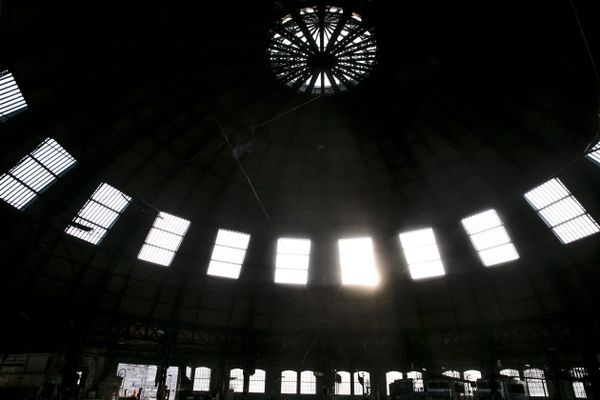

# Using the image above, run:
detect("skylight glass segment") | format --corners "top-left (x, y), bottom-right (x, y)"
top-left (275, 237), bottom-right (311, 285)
top-left (461, 209), bottom-right (519, 266)
top-left (268, 5), bottom-right (377, 95)
top-left (137, 212), bottom-right (191, 266)
top-left (65, 183), bottom-right (131, 245)
top-left (586, 140), bottom-right (600, 166)
top-left (338, 237), bottom-right (379, 286)
top-left (524, 178), bottom-right (599, 244)
top-left (0, 70), bottom-right (28, 122)
top-left (399, 228), bottom-right (445, 280)
top-left (207, 229), bottom-right (251, 279)
top-left (0, 138), bottom-right (76, 209)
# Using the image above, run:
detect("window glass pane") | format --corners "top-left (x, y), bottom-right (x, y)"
top-left (281, 370), bottom-right (297, 394)
top-left (300, 371), bottom-right (316, 394)
top-left (338, 237), bottom-right (379, 286)
top-left (399, 228), bottom-right (445, 279)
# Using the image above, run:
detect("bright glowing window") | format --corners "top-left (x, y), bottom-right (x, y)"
top-left (300, 370), bottom-right (316, 394)
top-left (461, 209), bottom-right (519, 266)
top-left (281, 370), bottom-right (297, 394)
top-left (137, 212), bottom-right (191, 267)
top-left (207, 229), bottom-right (251, 279)
top-left (65, 183), bottom-right (131, 244)
top-left (500, 369), bottom-right (520, 378)
top-left (464, 370), bottom-right (481, 381)
top-left (249, 369), bottom-right (266, 393)
top-left (353, 371), bottom-right (370, 396)
top-left (267, 6), bottom-right (376, 95)
top-left (442, 370), bottom-right (460, 378)
top-left (406, 371), bottom-right (424, 392)
top-left (524, 178), bottom-right (599, 244)
top-left (523, 368), bottom-right (548, 397)
top-left (186, 366), bottom-right (192, 379)
top-left (229, 368), bottom-right (244, 392)
top-left (275, 238), bottom-right (311, 285)
top-left (0, 70), bottom-right (28, 122)
top-left (0, 138), bottom-right (76, 209)
top-left (399, 228), bottom-right (445, 279)
top-left (385, 371), bottom-right (403, 395)
top-left (572, 382), bottom-right (587, 399)
top-left (338, 237), bottom-right (379, 286)
top-left (570, 368), bottom-right (587, 399)
top-left (193, 367), bottom-right (211, 391)
top-left (335, 371), bottom-right (351, 395)
top-left (586, 140), bottom-right (600, 166)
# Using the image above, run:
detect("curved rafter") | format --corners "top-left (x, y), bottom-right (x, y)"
top-left (268, 5), bottom-right (377, 95)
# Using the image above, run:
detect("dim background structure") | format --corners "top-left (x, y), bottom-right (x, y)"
top-left (1, 1), bottom-right (600, 400)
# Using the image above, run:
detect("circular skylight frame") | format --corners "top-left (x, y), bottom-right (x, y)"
top-left (268, 5), bottom-right (377, 95)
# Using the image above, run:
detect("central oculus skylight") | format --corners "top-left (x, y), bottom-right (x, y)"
top-left (137, 212), bottom-right (191, 267)
top-left (524, 178), bottom-right (599, 244)
top-left (338, 237), bottom-right (379, 286)
top-left (0, 137), bottom-right (76, 209)
top-left (399, 228), bottom-right (445, 280)
top-left (268, 5), bottom-right (377, 95)
top-left (461, 209), bottom-right (519, 266)
top-left (207, 229), bottom-right (251, 279)
top-left (65, 183), bottom-right (131, 245)
top-left (275, 237), bottom-right (311, 285)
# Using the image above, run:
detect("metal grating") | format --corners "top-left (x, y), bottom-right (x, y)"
top-left (0, 138), bottom-right (76, 209)
top-left (399, 228), bottom-right (445, 279)
top-left (65, 183), bottom-right (131, 245)
top-left (268, 6), bottom-right (377, 95)
top-left (586, 140), bottom-right (600, 166)
top-left (207, 229), bottom-right (251, 279)
top-left (461, 209), bottom-right (519, 266)
top-left (275, 237), bottom-right (311, 285)
top-left (138, 211), bottom-right (191, 266)
top-left (524, 178), bottom-right (599, 244)
top-left (0, 70), bottom-right (28, 122)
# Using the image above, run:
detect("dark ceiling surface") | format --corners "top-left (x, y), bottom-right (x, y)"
top-left (1, 0), bottom-right (600, 353)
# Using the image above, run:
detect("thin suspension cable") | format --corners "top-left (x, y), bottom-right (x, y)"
top-left (218, 120), bottom-right (276, 235)
top-left (176, 96), bottom-right (322, 169)
top-left (568, 0), bottom-right (600, 153)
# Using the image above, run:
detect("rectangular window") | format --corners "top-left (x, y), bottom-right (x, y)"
top-left (65, 183), bottom-right (131, 244)
top-left (406, 371), bottom-right (423, 392)
top-left (572, 382), bottom-right (587, 399)
top-left (523, 369), bottom-right (548, 397)
top-left (461, 209), bottom-right (519, 266)
top-left (385, 371), bottom-right (403, 395)
top-left (524, 178), bottom-right (599, 244)
top-left (586, 140), bottom-right (600, 166)
top-left (137, 212), bottom-right (191, 267)
top-left (193, 367), bottom-right (211, 391)
top-left (338, 237), bottom-right (379, 286)
top-left (207, 229), bottom-right (251, 279)
top-left (0, 138), bottom-right (76, 209)
top-left (281, 370), bottom-right (297, 394)
top-left (229, 368), bottom-right (244, 392)
top-left (570, 368), bottom-right (587, 399)
top-left (335, 371), bottom-right (351, 395)
top-left (275, 237), bottom-right (311, 284)
top-left (353, 371), bottom-right (370, 396)
top-left (0, 70), bottom-right (28, 122)
top-left (249, 369), bottom-right (266, 393)
top-left (399, 228), bottom-right (445, 279)
top-left (300, 371), bottom-right (316, 394)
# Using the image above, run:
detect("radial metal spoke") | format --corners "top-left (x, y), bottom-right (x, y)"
top-left (268, 5), bottom-right (376, 95)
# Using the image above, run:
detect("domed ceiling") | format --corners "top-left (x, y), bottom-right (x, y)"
top-left (1, 0), bottom-right (599, 360)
